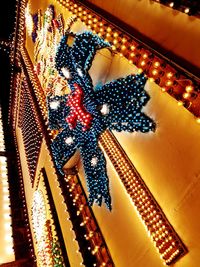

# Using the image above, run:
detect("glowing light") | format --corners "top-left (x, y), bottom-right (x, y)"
top-left (122, 37), bottom-right (127, 43)
top-left (50, 100), bottom-right (60, 110)
top-left (196, 118), bottom-right (200, 124)
top-left (121, 44), bottom-right (126, 50)
top-left (5, 246), bottom-right (14, 255)
top-left (184, 8), bottom-right (190, 14)
top-left (177, 101), bottom-right (183, 106)
top-left (0, 157), bottom-right (6, 163)
top-left (4, 222), bottom-right (11, 230)
top-left (25, 3), bottom-right (33, 36)
top-left (61, 67), bottom-right (71, 79)
top-left (25, 3), bottom-right (188, 265)
top-left (3, 204), bottom-right (10, 210)
top-left (152, 69), bottom-right (158, 76)
top-left (4, 234), bottom-right (13, 242)
top-left (32, 190), bottom-right (47, 241)
top-left (138, 68), bottom-right (143, 74)
top-left (154, 61), bottom-right (160, 67)
top-left (185, 85), bottom-right (193, 93)
top-left (100, 104), bottom-right (109, 115)
top-left (77, 67), bottom-right (83, 77)
top-left (99, 130), bottom-right (187, 265)
top-left (3, 195), bottom-right (10, 202)
top-left (166, 80), bottom-right (172, 87)
top-left (149, 77), bottom-right (155, 82)
top-left (4, 213), bottom-right (10, 220)
top-left (183, 92), bottom-right (190, 99)
top-left (167, 72), bottom-right (173, 78)
top-left (65, 136), bottom-right (74, 145)
top-left (2, 178), bottom-right (8, 184)
top-left (91, 157), bottom-right (98, 166)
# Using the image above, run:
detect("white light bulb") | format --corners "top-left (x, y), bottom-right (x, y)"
top-left (65, 137), bottom-right (74, 145)
top-left (91, 157), bottom-right (98, 166)
top-left (77, 67), bottom-right (83, 77)
top-left (61, 67), bottom-right (71, 79)
top-left (100, 104), bottom-right (109, 115)
top-left (50, 101), bottom-right (60, 110)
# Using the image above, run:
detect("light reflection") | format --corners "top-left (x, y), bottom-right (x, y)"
top-left (3, 187), bottom-right (9, 193)
top-left (5, 234), bottom-right (13, 242)
top-left (3, 203), bottom-right (10, 210)
top-left (1, 172), bottom-right (8, 179)
top-left (2, 179), bottom-right (9, 185)
top-left (4, 222), bottom-right (11, 230)
top-left (5, 246), bottom-right (14, 255)
top-left (4, 213), bottom-right (11, 220)
top-left (3, 195), bottom-right (10, 202)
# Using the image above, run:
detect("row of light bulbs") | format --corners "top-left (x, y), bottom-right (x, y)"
top-left (31, 187), bottom-right (65, 266)
top-left (18, 0), bottom-right (200, 125)
top-left (64, 174), bottom-right (114, 266)
top-left (21, 48), bottom-right (48, 120)
top-left (18, 78), bottom-right (43, 185)
top-left (8, 1), bottom-right (63, 264)
top-left (8, 0), bottom-right (26, 123)
top-left (0, 107), bottom-right (14, 262)
top-left (13, 130), bottom-right (36, 261)
top-left (153, 0), bottom-right (200, 17)
top-left (0, 40), bottom-right (10, 54)
top-left (99, 130), bottom-right (187, 265)
top-left (10, 71), bottom-right (21, 130)
top-left (1, 101), bottom-right (36, 261)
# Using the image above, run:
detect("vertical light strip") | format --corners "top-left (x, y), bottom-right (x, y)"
top-left (99, 130), bottom-right (187, 265)
top-left (20, 48), bottom-right (48, 119)
top-left (0, 109), bottom-right (5, 151)
top-left (0, 106), bottom-right (14, 264)
top-left (62, 173), bottom-right (114, 266)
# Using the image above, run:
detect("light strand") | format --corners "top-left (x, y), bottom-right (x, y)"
top-left (99, 130), bottom-right (187, 265)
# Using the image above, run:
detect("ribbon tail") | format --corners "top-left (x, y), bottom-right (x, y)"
top-left (80, 142), bottom-right (112, 210)
top-left (51, 128), bottom-right (76, 175)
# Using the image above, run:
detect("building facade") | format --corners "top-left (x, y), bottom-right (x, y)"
top-left (1, 0), bottom-right (200, 266)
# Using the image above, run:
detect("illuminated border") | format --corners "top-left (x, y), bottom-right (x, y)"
top-left (151, 0), bottom-right (200, 17)
top-left (18, 78), bottom-right (43, 185)
top-left (0, 107), bottom-right (14, 262)
top-left (60, 171), bottom-right (114, 266)
top-left (31, 175), bottom-right (66, 267)
top-left (100, 130), bottom-right (187, 264)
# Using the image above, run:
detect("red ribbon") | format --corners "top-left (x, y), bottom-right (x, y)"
top-left (66, 83), bottom-right (93, 131)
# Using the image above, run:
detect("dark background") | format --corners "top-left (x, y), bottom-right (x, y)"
top-left (0, 0), bottom-right (16, 119)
